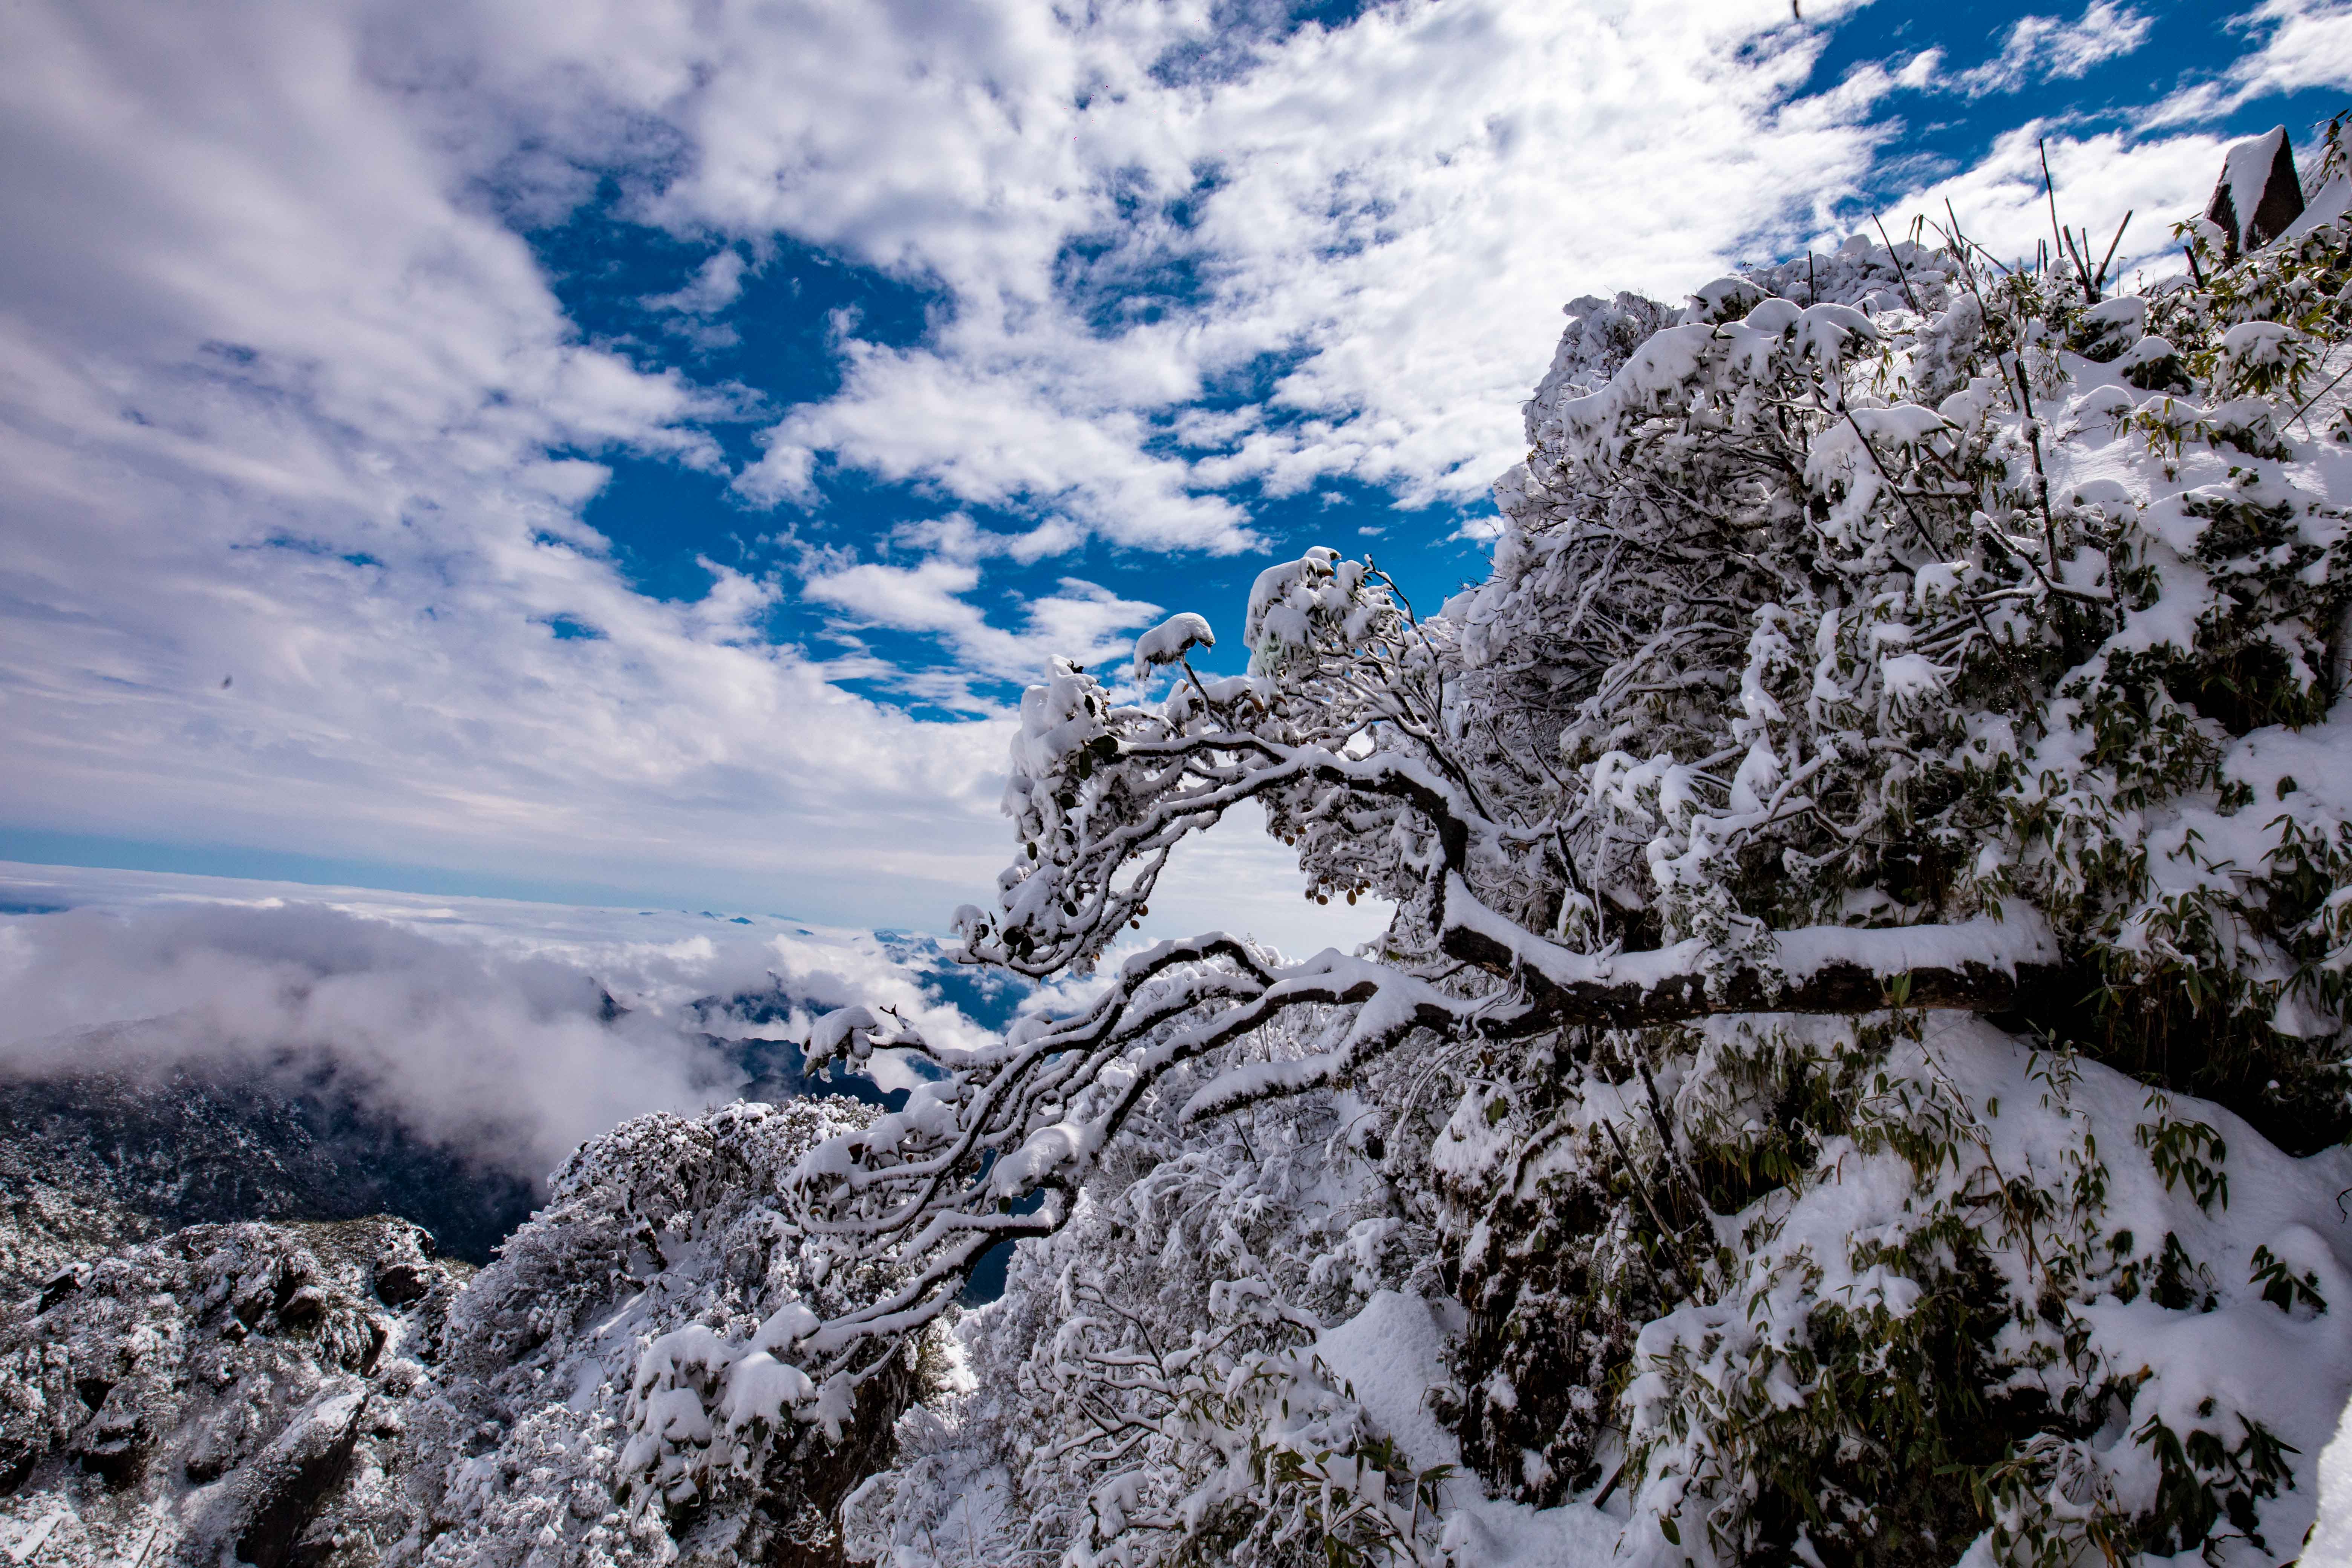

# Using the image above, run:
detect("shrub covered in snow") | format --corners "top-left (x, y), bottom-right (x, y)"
top-left (840, 1012), bottom-right (1459, 1567)
top-left (402, 1096), bottom-right (930, 1567)
top-left (798, 141), bottom-right (2352, 1568)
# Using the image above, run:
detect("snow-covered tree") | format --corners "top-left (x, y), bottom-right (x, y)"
top-left (753, 136), bottom-right (2352, 1568)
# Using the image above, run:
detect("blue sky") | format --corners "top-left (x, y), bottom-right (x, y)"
top-left (2, 0), bottom-right (2347, 943)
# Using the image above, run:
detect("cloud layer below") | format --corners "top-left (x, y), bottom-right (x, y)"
top-left (0, 861), bottom-right (1004, 1179)
top-left (0, 854), bottom-right (1390, 1182)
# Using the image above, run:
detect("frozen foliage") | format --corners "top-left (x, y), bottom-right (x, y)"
top-left (0, 1097), bottom-right (934, 1568)
top-left (792, 133), bottom-right (2352, 1568)
top-left (840, 1011), bottom-right (1455, 1567)
top-left (1131, 615), bottom-right (1217, 683)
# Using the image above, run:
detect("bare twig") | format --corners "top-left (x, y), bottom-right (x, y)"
top-left (2041, 138), bottom-right (2063, 247)
top-left (1634, 1054), bottom-right (1717, 1225)
top-left (1600, 1117), bottom-right (1697, 1274)
top-left (2288, 351), bottom-right (2352, 433)
top-left (2095, 210), bottom-right (2133, 294)
top-left (1871, 210), bottom-right (1926, 316)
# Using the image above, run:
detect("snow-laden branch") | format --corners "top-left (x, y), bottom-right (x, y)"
top-left (737, 892), bottom-right (2070, 1424)
top-left (1436, 878), bottom-right (2067, 1030)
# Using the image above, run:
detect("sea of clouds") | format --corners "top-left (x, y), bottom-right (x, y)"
top-left (0, 862), bottom-right (1015, 1184)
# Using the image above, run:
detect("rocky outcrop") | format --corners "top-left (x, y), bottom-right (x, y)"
top-left (0, 1217), bottom-right (462, 1566)
top-left (2207, 125), bottom-right (2308, 257)
top-left (0, 1098), bottom-right (928, 1568)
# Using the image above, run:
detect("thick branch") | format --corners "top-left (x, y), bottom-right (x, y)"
top-left (1438, 879), bottom-right (2069, 1029)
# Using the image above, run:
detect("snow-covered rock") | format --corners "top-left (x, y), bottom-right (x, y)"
top-left (0, 1096), bottom-right (932, 1568)
top-left (0, 1216), bottom-right (461, 1567)
top-left (2209, 126), bottom-right (2306, 258)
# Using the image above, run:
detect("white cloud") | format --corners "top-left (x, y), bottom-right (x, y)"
top-left (2146, 0), bottom-right (2352, 128)
top-left (754, 343), bottom-right (1259, 553)
top-left (0, 838), bottom-right (1389, 1181)
top-left (736, 435), bottom-right (820, 506)
top-left (643, 249), bottom-right (747, 315)
top-left (399, 0), bottom-right (1896, 539)
top-left (888, 513), bottom-right (1086, 568)
top-left (1945, 3), bottom-right (2151, 98)
top-left (802, 558), bottom-right (1159, 689)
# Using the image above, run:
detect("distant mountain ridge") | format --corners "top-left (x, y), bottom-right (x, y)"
top-left (0, 983), bottom-right (957, 1301)
top-left (0, 1059), bottom-right (539, 1297)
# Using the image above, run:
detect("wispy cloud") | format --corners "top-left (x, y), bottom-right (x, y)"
top-left (2144, 0), bottom-right (2352, 128)
top-left (1939, 3), bottom-right (2153, 98)
top-left (801, 558), bottom-right (1159, 692)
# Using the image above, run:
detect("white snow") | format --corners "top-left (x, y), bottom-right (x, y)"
top-left (2214, 126), bottom-right (2294, 250)
top-left (1131, 611), bottom-right (1215, 680)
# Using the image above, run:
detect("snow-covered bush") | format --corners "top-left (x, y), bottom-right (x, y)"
top-left (771, 147), bottom-right (2352, 1568)
top-left (403, 1096), bottom-right (932, 1567)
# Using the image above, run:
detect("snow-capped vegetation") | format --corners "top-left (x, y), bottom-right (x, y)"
top-left (10, 126), bottom-right (2352, 1568)
top-left (801, 129), bottom-right (2352, 1566)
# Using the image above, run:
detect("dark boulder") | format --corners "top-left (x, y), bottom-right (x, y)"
top-left (2208, 126), bottom-right (2306, 256)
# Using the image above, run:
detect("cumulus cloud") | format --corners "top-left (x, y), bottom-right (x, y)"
top-left (654, 0), bottom-right (1895, 524)
top-left (750, 345), bottom-right (1259, 554)
top-left (643, 250), bottom-right (749, 317)
top-left (333, 0), bottom-right (1913, 532)
top-left (643, 249), bottom-right (749, 350)
top-left (363, 0), bottom-right (1911, 691)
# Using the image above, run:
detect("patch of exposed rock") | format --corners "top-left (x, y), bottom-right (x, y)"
top-left (0, 1217), bottom-right (463, 1566)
